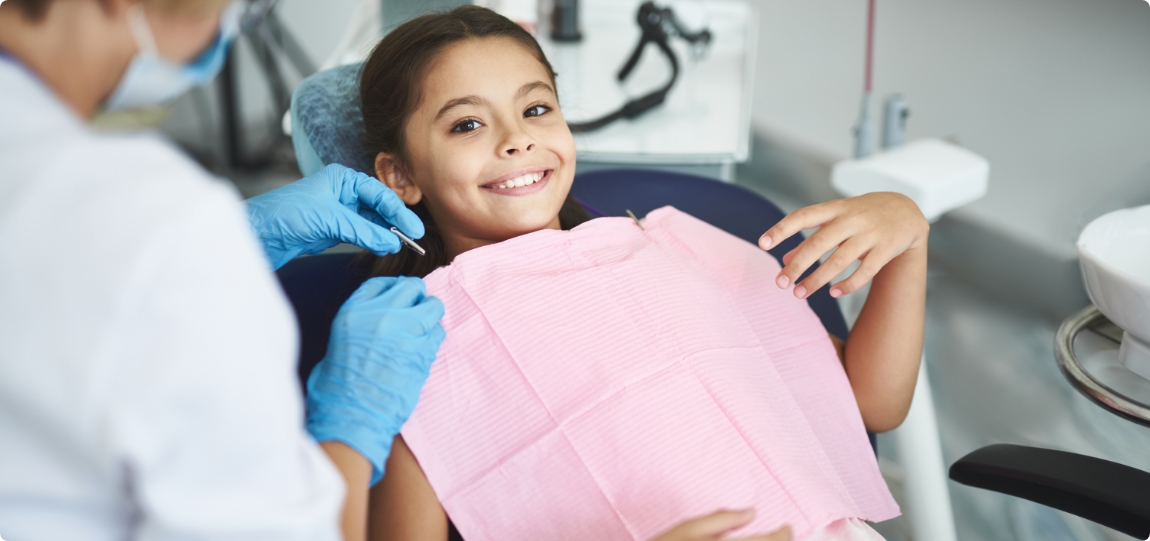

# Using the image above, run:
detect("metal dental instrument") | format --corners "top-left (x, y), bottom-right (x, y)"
top-left (626, 209), bottom-right (645, 231)
top-left (390, 227), bottom-right (426, 256)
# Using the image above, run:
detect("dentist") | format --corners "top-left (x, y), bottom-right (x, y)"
top-left (0, 2), bottom-right (791, 540)
top-left (0, 1), bottom-right (443, 539)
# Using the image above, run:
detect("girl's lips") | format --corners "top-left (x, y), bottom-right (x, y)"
top-left (480, 169), bottom-right (552, 196)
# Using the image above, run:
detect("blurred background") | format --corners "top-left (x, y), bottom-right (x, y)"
top-left (140, 1), bottom-right (1150, 539)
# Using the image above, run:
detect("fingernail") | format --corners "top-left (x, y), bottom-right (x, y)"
top-left (776, 274), bottom-right (790, 288)
top-left (759, 235), bottom-right (773, 250)
top-left (793, 285), bottom-right (807, 299)
top-left (830, 287), bottom-right (842, 298)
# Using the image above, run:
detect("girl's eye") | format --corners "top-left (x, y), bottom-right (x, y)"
top-left (452, 118), bottom-right (484, 133)
top-left (525, 105), bottom-right (551, 118)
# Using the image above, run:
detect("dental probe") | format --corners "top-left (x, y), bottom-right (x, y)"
top-left (390, 227), bottom-right (427, 256)
top-left (626, 209), bottom-right (645, 231)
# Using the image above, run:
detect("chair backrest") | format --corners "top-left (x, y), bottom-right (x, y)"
top-left (289, 62), bottom-right (375, 177)
top-left (277, 251), bottom-right (365, 387)
top-left (570, 169), bottom-right (850, 341)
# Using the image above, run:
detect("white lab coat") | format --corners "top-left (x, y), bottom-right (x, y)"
top-left (0, 59), bottom-right (343, 540)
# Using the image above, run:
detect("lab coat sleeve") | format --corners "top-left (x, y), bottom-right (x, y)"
top-left (102, 180), bottom-right (344, 540)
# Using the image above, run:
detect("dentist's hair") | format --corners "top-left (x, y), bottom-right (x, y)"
top-left (359, 5), bottom-right (588, 278)
top-left (4, 0), bottom-right (230, 20)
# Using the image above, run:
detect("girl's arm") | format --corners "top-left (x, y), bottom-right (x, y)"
top-left (321, 442), bottom-right (375, 541)
top-left (760, 193), bottom-right (929, 432)
top-left (842, 245), bottom-right (926, 431)
top-left (368, 436), bottom-right (450, 541)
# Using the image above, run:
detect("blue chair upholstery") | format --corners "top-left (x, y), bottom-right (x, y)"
top-left (278, 251), bottom-right (365, 388)
top-left (289, 62), bottom-right (374, 177)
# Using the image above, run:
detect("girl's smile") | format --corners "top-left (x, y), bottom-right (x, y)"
top-left (480, 168), bottom-right (552, 195)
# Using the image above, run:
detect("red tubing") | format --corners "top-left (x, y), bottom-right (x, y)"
top-left (864, 0), bottom-right (875, 92)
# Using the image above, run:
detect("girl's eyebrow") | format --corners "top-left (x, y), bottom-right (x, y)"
top-left (435, 95), bottom-right (488, 121)
top-left (516, 81), bottom-right (555, 100)
top-left (434, 81), bottom-right (556, 121)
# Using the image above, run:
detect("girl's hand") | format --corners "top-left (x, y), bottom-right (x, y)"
top-left (758, 192), bottom-right (928, 299)
top-left (647, 509), bottom-right (791, 541)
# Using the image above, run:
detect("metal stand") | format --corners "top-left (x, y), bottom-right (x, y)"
top-left (1056, 305), bottom-right (1150, 427)
top-left (892, 361), bottom-right (957, 541)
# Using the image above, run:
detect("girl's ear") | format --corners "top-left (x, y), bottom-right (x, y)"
top-left (375, 152), bottom-right (423, 205)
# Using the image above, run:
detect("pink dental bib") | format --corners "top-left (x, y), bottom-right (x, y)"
top-left (403, 207), bottom-right (899, 540)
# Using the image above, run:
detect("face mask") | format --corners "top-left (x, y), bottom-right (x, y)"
top-left (103, 2), bottom-right (244, 112)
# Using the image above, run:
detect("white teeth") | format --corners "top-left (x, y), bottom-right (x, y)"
top-left (488, 171), bottom-right (546, 189)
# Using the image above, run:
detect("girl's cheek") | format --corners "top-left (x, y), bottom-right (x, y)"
top-left (554, 128), bottom-right (577, 162)
top-left (441, 150), bottom-right (483, 189)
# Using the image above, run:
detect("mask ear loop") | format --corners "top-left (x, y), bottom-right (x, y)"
top-left (125, 4), bottom-right (160, 55)
top-left (220, 1), bottom-right (246, 40)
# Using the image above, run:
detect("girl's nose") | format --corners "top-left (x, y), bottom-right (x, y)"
top-left (500, 125), bottom-right (537, 156)
top-left (505, 142), bottom-right (536, 156)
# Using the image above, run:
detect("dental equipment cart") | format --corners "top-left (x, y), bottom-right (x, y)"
top-left (545, 0), bottom-right (756, 182)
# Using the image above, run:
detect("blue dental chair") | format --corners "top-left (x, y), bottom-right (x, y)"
top-left (277, 64), bottom-right (868, 541)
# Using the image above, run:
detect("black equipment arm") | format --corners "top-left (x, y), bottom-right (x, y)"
top-left (567, 2), bottom-right (708, 134)
top-left (949, 444), bottom-right (1150, 539)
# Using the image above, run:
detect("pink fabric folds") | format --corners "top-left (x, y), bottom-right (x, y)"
top-left (402, 206), bottom-right (899, 541)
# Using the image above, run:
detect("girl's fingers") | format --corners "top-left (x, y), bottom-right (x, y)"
top-left (735, 526), bottom-right (793, 541)
top-left (775, 222), bottom-right (850, 293)
top-left (649, 509), bottom-right (756, 541)
top-left (679, 509), bottom-right (756, 537)
top-left (831, 246), bottom-right (895, 296)
top-left (647, 509), bottom-right (791, 541)
top-left (794, 237), bottom-right (869, 299)
top-left (759, 201), bottom-right (839, 251)
top-left (781, 246), bottom-right (798, 266)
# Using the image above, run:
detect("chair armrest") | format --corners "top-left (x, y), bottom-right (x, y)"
top-left (949, 444), bottom-right (1150, 539)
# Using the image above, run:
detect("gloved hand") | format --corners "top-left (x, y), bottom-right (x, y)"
top-left (305, 276), bottom-right (446, 485)
top-left (246, 163), bottom-right (424, 270)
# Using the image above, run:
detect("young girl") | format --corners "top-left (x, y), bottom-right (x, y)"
top-left (354, 6), bottom-right (927, 541)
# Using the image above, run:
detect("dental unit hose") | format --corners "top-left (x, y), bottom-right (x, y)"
top-left (852, 0), bottom-right (878, 159)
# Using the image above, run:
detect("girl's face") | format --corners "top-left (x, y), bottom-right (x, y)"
top-left (378, 37), bottom-right (576, 258)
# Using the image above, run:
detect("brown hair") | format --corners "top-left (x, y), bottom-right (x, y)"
top-left (359, 5), bottom-right (588, 278)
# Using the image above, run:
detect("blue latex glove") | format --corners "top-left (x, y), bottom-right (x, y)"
top-left (246, 164), bottom-right (424, 270)
top-left (305, 276), bottom-right (446, 485)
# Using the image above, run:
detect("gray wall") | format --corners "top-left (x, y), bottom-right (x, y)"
top-left (742, 0), bottom-right (1150, 319)
top-left (276, 0), bottom-right (365, 64)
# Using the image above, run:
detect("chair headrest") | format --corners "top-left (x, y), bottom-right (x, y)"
top-left (289, 62), bottom-right (376, 177)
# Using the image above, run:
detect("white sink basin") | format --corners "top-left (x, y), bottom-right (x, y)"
top-left (1078, 204), bottom-right (1150, 381)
